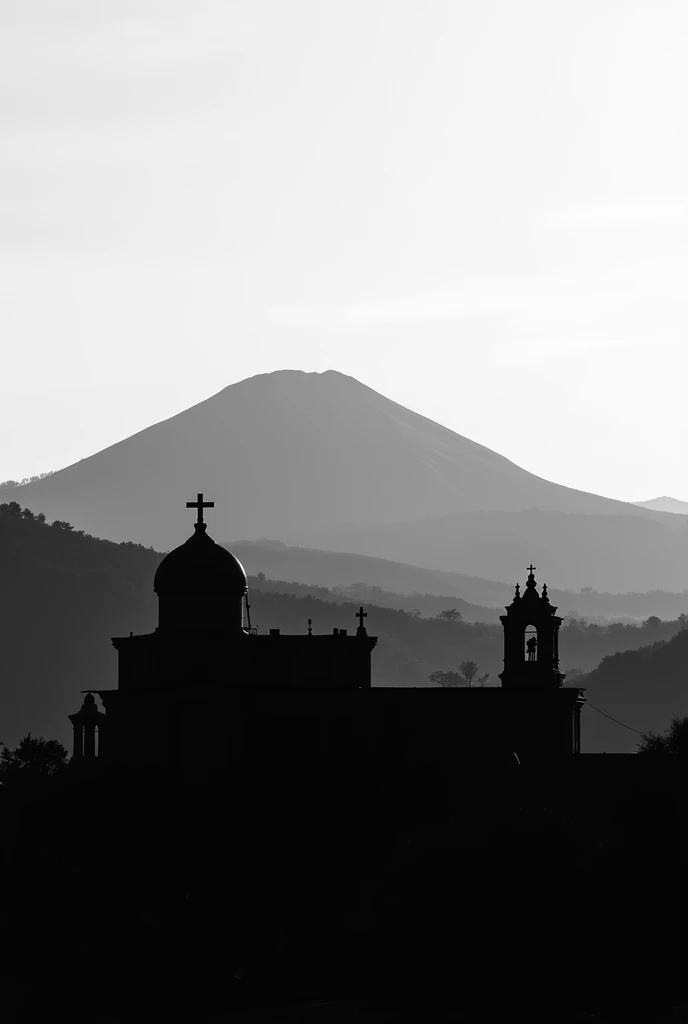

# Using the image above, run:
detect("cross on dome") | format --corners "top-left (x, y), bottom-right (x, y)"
top-left (186, 492), bottom-right (214, 526)
top-left (527, 564), bottom-right (536, 576)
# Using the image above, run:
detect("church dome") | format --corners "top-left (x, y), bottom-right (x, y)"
top-left (154, 523), bottom-right (248, 596)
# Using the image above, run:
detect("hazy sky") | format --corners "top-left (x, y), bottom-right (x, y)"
top-left (2, 1), bottom-right (687, 502)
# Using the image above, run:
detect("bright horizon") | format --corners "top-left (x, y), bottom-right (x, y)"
top-left (2, 2), bottom-right (687, 504)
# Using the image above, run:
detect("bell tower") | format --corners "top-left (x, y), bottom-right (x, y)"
top-left (499, 566), bottom-right (565, 689)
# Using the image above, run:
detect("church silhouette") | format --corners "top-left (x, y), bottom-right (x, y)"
top-left (4, 496), bottom-right (680, 1021)
top-left (59, 496), bottom-right (601, 1008)
top-left (68, 494), bottom-right (585, 779)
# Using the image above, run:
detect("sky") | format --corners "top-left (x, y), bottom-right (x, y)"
top-left (2, 0), bottom-right (687, 503)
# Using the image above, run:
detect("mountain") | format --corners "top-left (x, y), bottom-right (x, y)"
top-left (3, 369), bottom-right (684, 591)
top-left (0, 370), bottom-right (669, 551)
top-left (635, 496), bottom-right (688, 515)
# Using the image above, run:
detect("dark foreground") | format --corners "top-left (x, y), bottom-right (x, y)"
top-left (1, 755), bottom-right (686, 1023)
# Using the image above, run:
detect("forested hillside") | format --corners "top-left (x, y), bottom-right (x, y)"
top-left (247, 573), bottom-right (500, 622)
top-left (2, 501), bottom-right (686, 753)
top-left (581, 629), bottom-right (688, 753)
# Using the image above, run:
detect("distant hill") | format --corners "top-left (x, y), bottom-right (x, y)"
top-left (228, 540), bottom-right (500, 620)
top-left (245, 573), bottom-right (501, 624)
top-left (228, 540), bottom-right (688, 622)
top-left (0, 369), bottom-right (678, 592)
top-left (634, 495), bottom-right (688, 515)
top-left (281, 508), bottom-right (688, 592)
top-left (230, 539), bottom-right (479, 598)
top-left (2, 502), bottom-right (687, 754)
top-left (582, 628), bottom-right (688, 753)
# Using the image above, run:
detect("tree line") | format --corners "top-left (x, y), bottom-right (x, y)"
top-left (0, 470), bottom-right (56, 488)
top-left (0, 735), bottom-right (68, 786)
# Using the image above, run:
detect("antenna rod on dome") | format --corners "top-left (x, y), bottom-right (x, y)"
top-left (186, 492), bottom-right (214, 526)
top-left (245, 593), bottom-right (252, 631)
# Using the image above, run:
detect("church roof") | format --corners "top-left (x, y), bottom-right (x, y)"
top-left (154, 522), bottom-right (248, 595)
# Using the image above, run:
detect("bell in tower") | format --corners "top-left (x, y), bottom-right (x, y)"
top-left (498, 565), bottom-right (565, 689)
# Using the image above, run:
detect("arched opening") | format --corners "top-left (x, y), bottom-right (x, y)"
top-left (524, 625), bottom-right (538, 662)
top-left (73, 724), bottom-right (83, 759)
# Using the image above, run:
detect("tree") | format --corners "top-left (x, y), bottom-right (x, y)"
top-left (437, 608), bottom-right (462, 623)
top-left (52, 520), bottom-right (74, 531)
top-left (0, 734), bottom-right (69, 785)
top-left (430, 662), bottom-right (488, 688)
top-left (20, 507), bottom-right (35, 520)
top-left (458, 660), bottom-right (479, 687)
top-left (36, 512), bottom-right (46, 524)
top-left (642, 616), bottom-right (662, 629)
top-left (638, 715), bottom-right (688, 757)
top-left (429, 670), bottom-right (463, 687)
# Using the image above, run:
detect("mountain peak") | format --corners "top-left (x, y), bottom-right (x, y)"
top-left (222, 368), bottom-right (361, 388)
top-left (634, 496), bottom-right (688, 515)
top-left (0, 370), bottom-right (663, 557)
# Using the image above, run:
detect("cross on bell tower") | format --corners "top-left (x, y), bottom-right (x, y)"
top-left (186, 492), bottom-right (214, 527)
top-left (356, 606), bottom-right (368, 635)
